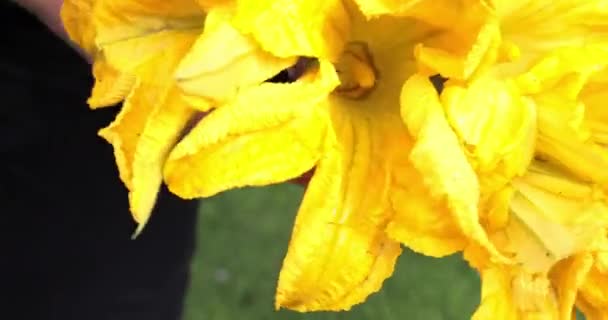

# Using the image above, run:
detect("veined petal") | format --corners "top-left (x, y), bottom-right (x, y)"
top-left (407, 0), bottom-right (494, 30)
top-left (327, 12), bottom-right (457, 256)
top-left (472, 267), bottom-right (558, 320)
top-left (516, 46), bottom-right (608, 95)
top-left (276, 105), bottom-right (401, 311)
top-left (535, 92), bottom-right (608, 187)
top-left (99, 81), bottom-right (194, 232)
top-left (165, 61), bottom-right (339, 198)
top-left (165, 109), bottom-right (326, 199)
top-left (505, 163), bottom-right (608, 274)
top-left (415, 19), bottom-right (501, 80)
top-left (61, 0), bottom-right (97, 54)
top-left (388, 161), bottom-right (468, 257)
top-left (100, 31), bottom-right (199, 85)
top-left (550, 254), bottom-right (594, 320)
top-left (130, 87), bottom-right (194, 234)
top-left (232, 0), bottom-right (350, 60)
top-left (400, 74), bottom-right (507, 263)
top-left (528, 50), bottom-right (608, 186)
top-left (99, 81), bottom-right (154, 190)
top-left (175, 7), bottom-right (296, 103)
top-left (93, 0), bottom-right (203, 82)
top-left (345, 2), bottom-right (435, 71)
top-left (578, 249), bottom-right (608, 320)
top-left (582, 68), bottom-right (608, 145)
top-left (476, 189), bottom-right (592, 319)
top-left (497, 0), bottom-right (608, 53)
top-left (441, 75), bottom-right (536, 187)
top-left (88, 56), bottom-right (135, 108)
top-left (474, 171), bottom-right (600, 318)
top-left (354, 0), bottom-right (493, 28)
top-left (94, 0), bottom-right (203, 44)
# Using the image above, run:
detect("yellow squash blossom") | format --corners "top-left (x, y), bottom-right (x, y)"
top-left (61, 0), bottom-right (135, 108)
top-left (401, 0), bottom-right (608, 190)
top-left (410, 0), bottom-right (608, 83)
top-left (464, 57), bottom-right (608, 319)
top-left (398, 1), bottom-right (608, 318)
top-left (164, 0), bottom-right (506, 311)
top-left (464, 161), bottom-right (608, 320)
top-left (399, 0), bottom-right (608, 257)
top-left (62, 0), bottom-right (205, 233)
top-left (64, 0), bottom-right (608, 318)
top-left (402, 1), bottom-right (608, 201)
top-left (62, 0), bottom-right (294, 233)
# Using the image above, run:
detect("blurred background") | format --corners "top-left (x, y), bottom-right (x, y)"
top-left (182, 184), bottom-right (481, 320)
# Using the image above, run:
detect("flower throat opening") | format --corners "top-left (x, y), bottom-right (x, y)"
top-left (265, 42), bottom-right (378, 100)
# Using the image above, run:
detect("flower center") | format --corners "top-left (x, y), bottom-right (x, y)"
top-left (334, 42), bottom-right (377, 99)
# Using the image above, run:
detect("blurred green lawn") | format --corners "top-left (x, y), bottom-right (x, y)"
top-left (183, 184), bottom-right (481, 320)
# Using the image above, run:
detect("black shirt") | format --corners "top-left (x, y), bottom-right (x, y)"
top-left (1, 4), bottom-right (198, 320)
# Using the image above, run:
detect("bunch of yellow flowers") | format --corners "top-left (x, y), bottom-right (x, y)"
top-left (61, 0), bottom-right (608, 318)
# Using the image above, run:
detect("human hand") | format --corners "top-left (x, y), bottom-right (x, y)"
top-left (14, 0), bottom-right (90, 60)
top-left (14, 0), bottom-right (66, 38)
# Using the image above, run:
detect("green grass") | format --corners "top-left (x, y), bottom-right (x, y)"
top-left (183, 184), bottom-right (481, 320)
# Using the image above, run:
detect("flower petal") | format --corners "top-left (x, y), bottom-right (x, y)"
top-left (469, 163), bottom-right (608, 318)
top-left (506, 163), bottom-right (608, 273)
top-left (101, 31), bottom-right (199, 85)
top-left (550, 254), bottom-right (594, 320)
top-left (472, 267), bottom-right (558, 320)
top-left (93, 0), bottom-right (203, 82)
top-left (415, 20), bottom-right (501, 80)
top-left (581, 66), bottom-right (608, 148)
top-left (99, 81), bottom-right (194, 232)
top-left (354, 0), bottom-right (493, 26)
top-left (441, 75), bottom-right (536, 191)
top-left (516, 46), bottom-right (608, 95)
top-left (276, 106), bottom-right (401, 311)
top-left (232, 0), bottom-right (350, 60)
top-left (496, 0), bottom-right (608, 53)
top-left (377, 115), bottom-right (468, 257)
top-left (400, 74), bottom-right (507, 263)
top-left (410, 0), bottom-right (495, 31)
top-left (88, 56), bottom-right (135, 108)
top-left (578, 250), bottom-right (608, 320)
top-left (535, 91), bottom-right (608, 187)
top-left (165, 60), bottom-right (338, 198)
top-left (388, 160), bottom-right (467, 257)
top-left (94, 0), bottom-right (203, 44)
top-left (471, 268), bottom-right (526, 320)
top-left (61, 0), bottom-right (97, 54)
top-left (175, 7), bottom-right (296, 103)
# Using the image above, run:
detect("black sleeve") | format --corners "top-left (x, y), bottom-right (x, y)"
top-left (1, 4), bottom-right (199, 320)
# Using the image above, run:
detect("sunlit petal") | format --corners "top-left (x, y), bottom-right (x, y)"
top-left (175, 7), bottom-right (295, 103)
top-left (165, 61), bottom-right (338, 198)
top-left (401, 74), bottom-right (507, 262)
top-left (232, 0), bottom-right (350, 60)
top-left (276, 107), bottom-right (401, 311)
top-left (99, 82), bottom-right (194, 231)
